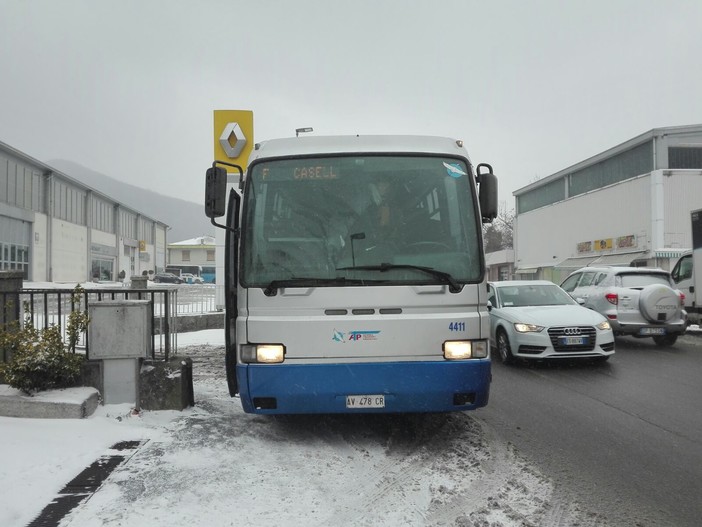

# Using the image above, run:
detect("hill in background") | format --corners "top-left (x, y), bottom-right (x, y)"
top-left (48, 159), bottom-right (214, 243)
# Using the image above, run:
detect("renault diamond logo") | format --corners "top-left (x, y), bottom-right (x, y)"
top-left (219, 122), bottom-right (247, 158)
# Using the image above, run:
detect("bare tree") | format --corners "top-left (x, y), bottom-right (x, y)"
top-left (483, 202), bottom-right (514, 252)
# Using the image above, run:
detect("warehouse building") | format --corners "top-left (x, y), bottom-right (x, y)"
top-left (0, 140), bottom-right (168, 282)
top-left (513, 124), bottom-right (702, 284)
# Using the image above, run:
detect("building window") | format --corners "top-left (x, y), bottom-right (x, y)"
top-left (0, 242), bottom-right (29, 279)
top-left (182, 250), bottom-right (190, 262)
top-left (498, 266), bottom-right (510, 281)
top-left (91, 258), bottom-right (114, 281)
top-left (206, 250), bottom-right (215, 261)
top-left (668, 147), bottom-right (702, 169)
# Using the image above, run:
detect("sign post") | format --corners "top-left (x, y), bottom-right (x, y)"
top-left (213, 110), bottom-right (254, 309)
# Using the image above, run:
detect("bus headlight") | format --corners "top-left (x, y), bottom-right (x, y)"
top-left (241, 344), bottom-right (285, 363)
top-left (443, 340), bottom-right (488, 360)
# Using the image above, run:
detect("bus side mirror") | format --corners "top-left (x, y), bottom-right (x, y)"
top-left (476, 163), bottom-right (498, 223)
top-left (205, 166), bottom-right (228, 218)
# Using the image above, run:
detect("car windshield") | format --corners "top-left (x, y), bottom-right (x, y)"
top-left (618, 273), bottom-right (671, 288)
top-left (498, 284), bottom-right (576, 307)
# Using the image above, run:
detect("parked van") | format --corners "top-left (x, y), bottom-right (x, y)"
top-left (671, 250), bottom-right (696, 325)
top-left (672, 208), bottom-right (702, 326)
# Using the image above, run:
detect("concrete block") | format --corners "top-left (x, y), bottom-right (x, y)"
top-left (0, 386), bottom-right (100, 418)
top-left (139, 357), bottom-right (193, 411)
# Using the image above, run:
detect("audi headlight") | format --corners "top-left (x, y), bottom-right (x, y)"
top-left (514, 323), bottom-right (544, 333)
top-left (443, 340), bottom-right (488, 360)
top-left (596, 320), bottom-right (611, 331)
top-left (241, 344), bottom-right (285, 363)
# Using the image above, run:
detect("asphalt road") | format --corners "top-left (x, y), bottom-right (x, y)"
top-left (478, 332), bottom-right (702, 527)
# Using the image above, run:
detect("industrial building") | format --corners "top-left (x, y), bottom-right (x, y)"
top-left (0, 140), bottom-right (168, 282)
top-left (513, 124), bottom-right (702, 284)
top-left (167, 235), bottom-right (216, 282)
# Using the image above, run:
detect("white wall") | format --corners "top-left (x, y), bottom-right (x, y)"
top-left (516, 175), bottom-right (652, 268)
top-left (32, 212), bottom-right (48, 281)
top-left (51, 219), bottom-right (87, 282)
top-left (155, 227), bottom-right (166, 272)
top-left (91, 229), bottom-right (115, 247)
top-left (662, 170), bottom-right (702, 248)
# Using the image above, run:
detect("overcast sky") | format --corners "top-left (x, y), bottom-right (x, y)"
top-left (1, 0), bottom-right (701, 208)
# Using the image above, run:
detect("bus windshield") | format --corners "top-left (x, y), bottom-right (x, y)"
top-left (240, 155), bottom-right (483, 288)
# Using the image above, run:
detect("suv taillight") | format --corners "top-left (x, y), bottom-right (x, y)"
top-left (605, 293), bottom-right (618, 305)
top-left (680, 292), bottom-right (685, 306)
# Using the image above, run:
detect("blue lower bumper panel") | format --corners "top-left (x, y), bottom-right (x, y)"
top-left (237, 360), bottom-right (491, 414)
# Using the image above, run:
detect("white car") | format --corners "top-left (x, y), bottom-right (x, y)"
top-left (488, 280), bottom-right (615, 364)
top-left (560, 266), bottom-right (686, 346)
top-left (180, 273), bottom-right (204, 284)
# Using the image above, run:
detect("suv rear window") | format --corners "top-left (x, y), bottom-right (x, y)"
top-left (618, 273), bottom-right (671, 288)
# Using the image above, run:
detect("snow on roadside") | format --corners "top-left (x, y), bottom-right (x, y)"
top-left (58, 343), bottom-right (605, 527)
top-left (2, 330), bottom-right (608, 527)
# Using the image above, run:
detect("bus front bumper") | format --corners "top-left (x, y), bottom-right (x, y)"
top-left (236, 360), bottom-right (491, 414)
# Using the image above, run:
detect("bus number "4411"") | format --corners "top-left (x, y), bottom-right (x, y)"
top-left (449, 322), bottom-right (466, 331)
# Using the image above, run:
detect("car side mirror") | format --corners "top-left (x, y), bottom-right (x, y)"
top-left (575, 297), bottom-right (585, 305)
top-left (487, 300), bottom-right (493, 311)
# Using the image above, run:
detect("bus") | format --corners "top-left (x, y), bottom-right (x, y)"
top-left (205, 135), bottom-right (498, 414)
top-left (201, 266), bottom-right (216, 283)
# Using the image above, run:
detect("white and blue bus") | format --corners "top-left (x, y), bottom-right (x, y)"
top-left (205, 135), bottom-right (498, 414)
top-left (201, 266), bottom-right (216, 283)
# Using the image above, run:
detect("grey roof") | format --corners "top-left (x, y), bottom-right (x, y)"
top-left (513, 124), bottom-right (702, 196)
top-left (250, 135), bottom-right (472, 163)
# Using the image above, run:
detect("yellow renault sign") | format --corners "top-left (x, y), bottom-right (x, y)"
top-left (213, 110), bottom-right (254, 171)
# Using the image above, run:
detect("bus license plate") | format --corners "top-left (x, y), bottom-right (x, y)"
top-left (639, 327), bottom-right (665, 336)
top-left (346, 395), bottom-right (385, 409)
top-left (559, 336), bottom-right (586, 346)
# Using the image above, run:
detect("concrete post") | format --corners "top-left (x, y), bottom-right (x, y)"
top-left (130, 276), bottom-right (148, 290)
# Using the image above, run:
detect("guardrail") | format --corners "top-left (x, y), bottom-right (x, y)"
top-left (10, 288), bottom-right (177, 361)
top-left (1, 281), bottom-right (220, 362)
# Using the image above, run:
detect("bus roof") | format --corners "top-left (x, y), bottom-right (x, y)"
top-left (249, 135), bottom-right (472, 163)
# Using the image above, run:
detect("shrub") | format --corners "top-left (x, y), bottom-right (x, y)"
top-left (0, 285), bottom-right (89, 394)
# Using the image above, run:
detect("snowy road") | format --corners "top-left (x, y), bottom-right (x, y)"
top-left (58, 344), bottom-right (608, 527)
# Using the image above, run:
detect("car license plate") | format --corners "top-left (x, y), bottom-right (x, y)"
top-left (559, 336), bottom-right (587, 346)
top-left (346, 395), bottom-right (385, 409)
top-left (639, 327), bottom-right (666, 336)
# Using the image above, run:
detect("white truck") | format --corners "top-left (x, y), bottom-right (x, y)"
top-left (671, 207), bottom-right (702, 326)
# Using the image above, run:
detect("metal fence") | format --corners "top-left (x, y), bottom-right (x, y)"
top-left (1, 284), bottom-right (218, 362)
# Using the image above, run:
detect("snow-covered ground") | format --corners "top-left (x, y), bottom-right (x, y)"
top-left (3, 327), bottom-right (697, 526)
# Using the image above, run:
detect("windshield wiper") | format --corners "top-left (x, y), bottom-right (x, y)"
top-left (336, 263), bottom-right (462, 293)
top-left (263, 277), bottom-right (387, 296)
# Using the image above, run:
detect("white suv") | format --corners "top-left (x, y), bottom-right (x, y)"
top-left (560, 266), bottom-right (687, 346)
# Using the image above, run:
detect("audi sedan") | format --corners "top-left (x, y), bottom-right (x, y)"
top-left (488, 281), bottom-right (615, 364)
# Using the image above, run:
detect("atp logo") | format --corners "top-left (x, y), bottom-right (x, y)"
top-left (348, 330), bottom-right (380, 341)
top-left (332, 330), bottom-right (381, 343)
